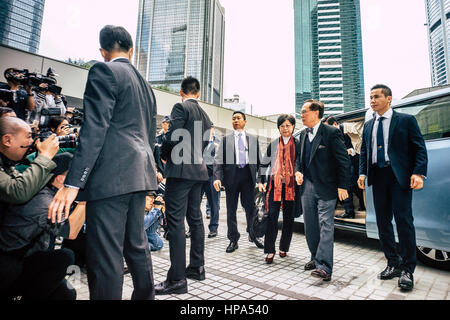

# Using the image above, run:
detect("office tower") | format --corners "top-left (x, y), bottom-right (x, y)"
top-left (294, 0), bottom-right (365, 116)
top-left (425, 0), bottom-right (450, 86)
top-left (135, 0), bottom-right (225, 106)
top-left (0, 0), bottom-right (45, 54)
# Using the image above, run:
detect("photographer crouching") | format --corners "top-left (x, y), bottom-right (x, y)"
top-left (0, 153), bottom-right (84, 300)
top-left (0, 68), bottom-right (35, 121)
top-left (0, 116), bottom-right (60, 297)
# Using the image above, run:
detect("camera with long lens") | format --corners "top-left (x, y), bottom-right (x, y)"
top-left (7, 68), bottom-right (62, 96)
top-left (66, 108), bottom-right (84, 126)
top-left (38, 130), bottom-right (78, 149)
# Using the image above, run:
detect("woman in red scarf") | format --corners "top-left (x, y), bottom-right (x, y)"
top-left (258, 114), bottom-right (303, 264)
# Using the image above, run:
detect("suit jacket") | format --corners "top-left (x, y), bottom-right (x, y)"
top-left (297, 123), bottom-right (351, 201)
top-left (359, 110), bottom-right (428, 190)
top-left (213, 132), bottom-right (262, 190)
top-left (65, 58), bottom-right (158, 201)
top-left (154, 132), bottom-right (166, 176)
top-left (161, 99), bottom-right (212, 181)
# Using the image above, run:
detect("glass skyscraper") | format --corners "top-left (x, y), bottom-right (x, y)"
top-left (134, 0), bottom-right (225, 106)
top-left (0, 0), bottom-right (45, 54)
top-left (425, 0), bottom-right (450, 86)
top-left (294, 0), bottom-right (365, 117)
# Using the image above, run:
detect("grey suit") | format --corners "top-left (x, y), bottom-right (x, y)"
top-left (65, 58), bottom-right (158, 300)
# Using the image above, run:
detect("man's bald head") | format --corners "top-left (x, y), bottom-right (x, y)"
top-left (0, 117), bottom-right (30, 139)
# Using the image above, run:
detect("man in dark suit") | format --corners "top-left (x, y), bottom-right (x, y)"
top-left (213, 111), bottom-right (264, 253)
top-left (154, 115), bottom-right (170, 179)
top-left (358, 84), bottom-right (427, 291)
top-left (325, 116), bottom-right (358, 219)
top-left (48, 25), bottom-right (158, 300)
top-left (297, 99), bottom-right (351, 282)
top-left (155, 77), bottom-right (212, 295)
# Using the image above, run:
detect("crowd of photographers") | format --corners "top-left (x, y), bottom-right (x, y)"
top-left (0, 66), bottom-right (169, 300)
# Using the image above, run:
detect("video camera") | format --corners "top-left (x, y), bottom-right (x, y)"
top-left (39, 107), bottom-right (63, 128)
top-left (6, 68), bottom-right (62, 96)
top-left (0, 88), bottom-right (16, 103)
top-left (66, 108), bottom-right (84, 126)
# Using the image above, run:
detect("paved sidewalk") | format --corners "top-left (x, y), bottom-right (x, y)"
top-left (71, 197), bottom-right (450, 300)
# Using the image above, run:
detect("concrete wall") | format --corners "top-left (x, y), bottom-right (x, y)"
top-left (0, 44), bottom-right (279, 145)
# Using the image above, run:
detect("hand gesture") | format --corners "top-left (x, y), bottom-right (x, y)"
top-left (35, 134), bottom-right (59, 159)
top-left (357, 176), bottom-right (366, 190)
top-left (338, 188), bottom-right (349, 201)
top-left (48, 187), bottom-right (79, 223)
top-left (258, 182), bottom-right (267, 193)
top-left (213, 180), bottom-right (222, 192)
top-left (410, 174), bottom-right (424, 190)
top-left (295, 171), bottom-right (304, 186)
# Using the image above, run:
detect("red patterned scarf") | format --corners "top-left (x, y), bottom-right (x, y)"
top-left (270, 136), bottom-right (295, 202)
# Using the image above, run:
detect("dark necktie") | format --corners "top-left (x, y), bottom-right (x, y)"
top-left (238, 133), bottom-right (246, 168)
top-left (377, 117), bottom-right (386, 168)
top-left (306, 127), bottom-right (314, 134)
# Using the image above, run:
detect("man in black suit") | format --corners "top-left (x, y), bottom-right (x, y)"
top-left (155, 77), bottom-right (212, 295)
top-left (358, 84), bottom-right (428, 291)
top-left (154, 115), bottom-right (170, 179)
top-left (48, 26), bottom-right (158, 300)
top-left (297, 100), bottom-right (351, 282)
top-left (213, 111), bottom-right (264, 253)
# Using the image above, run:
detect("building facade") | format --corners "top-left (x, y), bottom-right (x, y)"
top-left (0, 0), bottom-right (45, 54)
top-left (223, 94), bottom-right (246, 113)
top-left (425, 0), bottom-right (450, 86)
top-left (134, 0), bottom-right (225, 106)
top-left (294, 0), bottom-right (365, 117)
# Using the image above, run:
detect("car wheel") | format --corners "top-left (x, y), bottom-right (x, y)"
top-left (416, 246), bottom-right (450, 270)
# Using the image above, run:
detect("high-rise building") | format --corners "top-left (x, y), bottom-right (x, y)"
top-left (425, 0), bottom-right (450, 86)
top-left (294, 0), bottom-right (365, 117)
top-left (134, 0), bottom-right (225, 106)
top-left (0, 0), bottom-right (45, 54)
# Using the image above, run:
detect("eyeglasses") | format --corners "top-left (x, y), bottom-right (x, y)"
top-left (301, 109), bottom-right (312, 115)
top-left (279, 124), bottom-right (293, 129)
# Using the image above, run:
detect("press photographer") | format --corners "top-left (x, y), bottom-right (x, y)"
top-left (0, 153), bottom-right (84, 300)
top-left (0, 116), bottom-right (59, 297)
top-left (0, 68), bottom-right (35, 121)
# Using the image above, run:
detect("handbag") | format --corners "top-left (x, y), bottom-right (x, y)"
top-left (252, 189), bottom-right (269, 238)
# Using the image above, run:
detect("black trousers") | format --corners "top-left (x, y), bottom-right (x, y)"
top-left (372, 166), bottom-right (416, 273)
top-left (264, 183), bottom-right (294, 254)
top-left (86, 191), bottom-right (154, 300)
top-left (225, 166), bottom-right (256, 242)
top-left (165, 178), bottom-right (204, 281)
top-left (7, 248), bottom-right (76, 300)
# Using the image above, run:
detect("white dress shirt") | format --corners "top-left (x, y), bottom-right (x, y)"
top-left (234, 130), bottom-right (248, 165)
top-left (307, 121), bottom-right (322, 142)
top-left (371, 108), bottom-right (392, 165)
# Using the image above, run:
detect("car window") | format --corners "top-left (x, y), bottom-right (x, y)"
top-left (395, 96), bottom-right (450, 140)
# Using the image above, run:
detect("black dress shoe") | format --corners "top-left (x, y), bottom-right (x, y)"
top-left (226, 241), bottom-right (238, 253)
top-left (208, 231), bottom-right (217, 238)
top-left (378, 266), bottom-right (402, 280)
top-left (398, 270), bottom-right (414, 291)
top-left (304, 260), bottom-right (316, 271)
top-left (248, 235), bottom-right (264, 249)
top-left (186, 265), bottom-right (205, 281)
top-left (311, 269), bottom-right (331, 281)
top-left (337, 211), bottom-right (355, 219)
top-left (155, 279), bottom-right (188, 295)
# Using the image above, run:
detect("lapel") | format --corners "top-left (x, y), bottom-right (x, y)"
top-left (226, 133), bottom-right (236, 165)
top-left (299, 129), bottom-right (306, 168)
top-left (388, 110), bottom-right (399, 149)
top-left (309, 123), bottom-right (323, 165)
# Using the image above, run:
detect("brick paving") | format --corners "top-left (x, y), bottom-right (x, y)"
top-left (70, 197), bottom-right (450, 300)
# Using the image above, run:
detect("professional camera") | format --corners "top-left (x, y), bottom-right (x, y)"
top-left (6, 68), bottom-right (62, 96)
top-left (0, 88), bottom-right (17, 103)
top-left (66, 108), bottom-right (84, 126)
top-left (38, 130), bottom-right (78, 149)
top-left (39, 107), bottom-right (63, 128)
